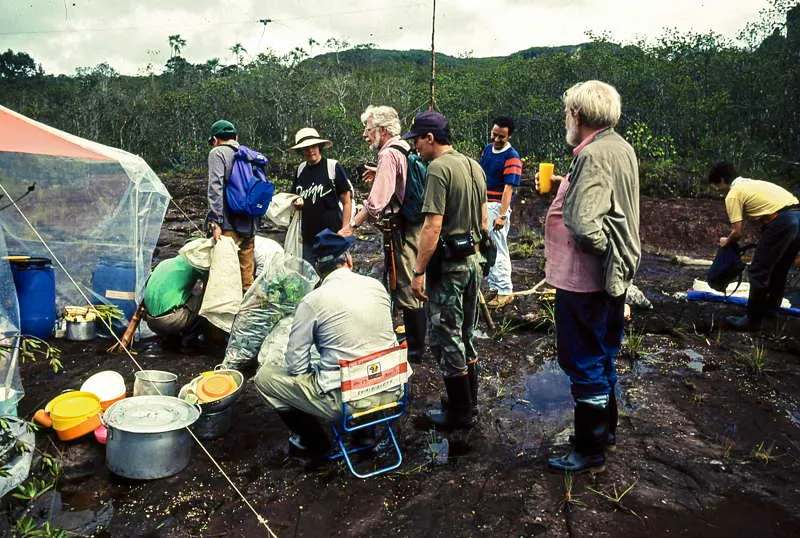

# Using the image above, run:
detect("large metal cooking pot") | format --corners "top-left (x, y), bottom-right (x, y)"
top-left (103, 396), bottom-right (200, 480)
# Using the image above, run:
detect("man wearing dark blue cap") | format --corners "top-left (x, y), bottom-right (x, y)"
top-left (254, 229), bottom-right (400, 463)
top-left (404, 111), bottom-right (489, 429)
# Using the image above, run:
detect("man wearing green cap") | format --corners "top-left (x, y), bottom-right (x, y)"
top-left (207, 119), bottom-right (258, 292)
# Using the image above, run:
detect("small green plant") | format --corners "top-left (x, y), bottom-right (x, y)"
top-left (509, 224), bottom-right (544, 260)
top-left (11, 477), bottom-right (55, 501)
top-left (691, 393), bottom-right (705, 405)
top-left (0, 335), bottom-right (63, 374)
top-left (536, 299), bottom-right (556, 332)
top-left (720, 435), bottom-right (735, 459)
top-left (12, 516), bottom-right (68, 538)
top-left (587, 480), bottom-right (641, 520)
top-left (752, 441), bottom-right (778, 464)
top-left (622, 327), bottom-right (646, 360)
top-left (735, 341), bottom-right (767, 375)
top-left (557, 472), bottom-right (584, 512)
top-left (493, 316), bottom-right (524, 339)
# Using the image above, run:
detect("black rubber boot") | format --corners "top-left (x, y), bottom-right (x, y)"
top-left (549, 402), bottom-right (608, 474)
top-left (569, 392), bottom-right (617, 452)
top-left (403, 308), bottom-right (427, 363)
top-left (425, 375), bottom-right (476, 430)
top-left (727, 287), bottom-right (769, 330)
top-left (276, 410), bottom-right (331, 460)
top-left (440, 361), bottom-right (479, 417)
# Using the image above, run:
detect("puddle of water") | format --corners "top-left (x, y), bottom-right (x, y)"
top-left (789, 409), bottom-right (800, 427)
top-left (687, 360), bottom-right (705, 372)
top-left (426, 438), bottom-right (449, 464)
top-left (506, 360), bottom-right (573, 420)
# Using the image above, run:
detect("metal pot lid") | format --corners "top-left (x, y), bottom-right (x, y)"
top-left (103, 395), bottom-right (199, 433)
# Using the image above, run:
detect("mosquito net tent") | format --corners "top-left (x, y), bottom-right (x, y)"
top-left (0, 105), bottom-right (170, 328)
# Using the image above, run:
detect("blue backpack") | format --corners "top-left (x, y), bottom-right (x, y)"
top-left (389, 144), bottom-right (428, 224)
top-left (225, 145), bottom-right (274, 216)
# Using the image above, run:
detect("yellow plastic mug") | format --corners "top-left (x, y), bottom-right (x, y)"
top-left (538, 162), bottom-right (555, 194)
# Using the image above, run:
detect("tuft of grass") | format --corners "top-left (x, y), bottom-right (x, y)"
top-left (720, 435), bottom-right (735, 459)
top-left (509, 224), bottom-right (544, 260)
top-left (587, 481), bottom-right (641, 520)
top-left (735, 340), bottom-right (767, 375)
top-left (494, 317), bottom-right (524, 340)
top-left (622, 327), bottom-right (646, 360)
top-left (691, 393), bottom-right (705, 405)
top-left (557, 472), bottom-right (584, 512)
top-left (536, 299), bottom-right (556, 332)
top-left (752, 441), bottom-right (778, 464)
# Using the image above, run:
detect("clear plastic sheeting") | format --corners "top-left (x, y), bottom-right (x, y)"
top-left (223, 252), bottom-right (318, 372)
top-left (0, 228), bottom-right (23, 414)
top-left (0, 417), bottom-right (36, 498)
top-left (0, 105), bottom-right (170, 325)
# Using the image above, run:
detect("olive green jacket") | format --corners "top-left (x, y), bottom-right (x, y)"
top-left (563, 129), bottom-right (641, 297)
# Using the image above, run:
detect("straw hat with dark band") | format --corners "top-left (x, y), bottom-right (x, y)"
top-left (289, 127), bottom-right (333, 150)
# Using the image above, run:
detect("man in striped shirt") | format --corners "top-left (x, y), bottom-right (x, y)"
top-left (478, 117), bottom-right (523, 308)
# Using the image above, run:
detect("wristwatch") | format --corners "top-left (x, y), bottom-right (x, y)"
top-left (412, 268), bottom-right (425, 277)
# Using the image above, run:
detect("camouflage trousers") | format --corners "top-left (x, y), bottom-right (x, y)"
top-left (427, 255), bottom-right (481, 377)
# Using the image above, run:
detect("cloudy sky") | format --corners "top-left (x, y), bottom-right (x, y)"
top-left (1, 0), bottom-right (776, 75)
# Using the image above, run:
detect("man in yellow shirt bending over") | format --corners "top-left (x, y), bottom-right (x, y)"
top-left (709, 161), bottom-right (800, 330)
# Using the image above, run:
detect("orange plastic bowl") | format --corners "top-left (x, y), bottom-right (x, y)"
top-left (55, 413), bottom-right (102, 441)
top-left (196, 374), bottom-right (238, 402)
top-left (99, 394), bottom-right (125, 410)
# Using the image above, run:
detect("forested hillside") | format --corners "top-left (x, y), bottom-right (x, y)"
top-left (2, 3), bottom-right (799, 195)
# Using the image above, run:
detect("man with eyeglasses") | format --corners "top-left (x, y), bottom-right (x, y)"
top-left (347, 106), bottom-right (427, 363)
top-left (479, 116), bottom-right (523, 308)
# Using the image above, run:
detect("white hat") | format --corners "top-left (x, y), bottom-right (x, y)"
top-left (289, 127), bottom-right (333, 150)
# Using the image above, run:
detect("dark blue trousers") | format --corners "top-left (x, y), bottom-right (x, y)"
top-left (748, 208), bottom-right (800, 318)
top-left (555, 289), bottom-right (625, 401)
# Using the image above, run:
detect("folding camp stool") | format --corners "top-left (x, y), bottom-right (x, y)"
top-left (329, 341), bottom-right (412, 478)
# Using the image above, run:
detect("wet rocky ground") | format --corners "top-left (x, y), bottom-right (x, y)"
top-left (4, 178), bottom-right (800, 537)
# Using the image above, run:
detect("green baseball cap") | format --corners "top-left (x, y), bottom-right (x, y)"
top-left (208, 120), bottom-right (237, 142)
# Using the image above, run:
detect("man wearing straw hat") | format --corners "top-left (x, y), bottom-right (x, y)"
top-left (206, 119), bottom-right (259, 292)
top-left (289, 128), bottom-right (354, 263)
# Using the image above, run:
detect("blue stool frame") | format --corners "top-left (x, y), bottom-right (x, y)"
top-left (328, 384), bottom-right (409, 478)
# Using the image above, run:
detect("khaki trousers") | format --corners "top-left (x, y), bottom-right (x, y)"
top-left (222, 230), bottom-right (255, 293)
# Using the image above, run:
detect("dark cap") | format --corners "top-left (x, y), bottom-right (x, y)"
top-left (402, 110), bottom-right (451, 140)
top-left (208, 120), bottom-right (237, 142)
top-left (312, 229), bottom-right (355, 266)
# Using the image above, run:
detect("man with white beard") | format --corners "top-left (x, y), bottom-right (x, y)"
top-left (540, 80), bottom-right (640, 474)
top-left (345, 106), bottom-right (427, 363)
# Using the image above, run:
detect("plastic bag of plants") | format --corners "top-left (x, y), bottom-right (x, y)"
top-left (222, 252), bottom-right (318, 373)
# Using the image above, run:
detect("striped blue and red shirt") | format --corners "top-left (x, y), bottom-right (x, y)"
top-left (479, 144), bottom-right (522, 203)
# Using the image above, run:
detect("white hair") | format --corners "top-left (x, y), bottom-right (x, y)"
top-left (562, 80), bottom-right (621, 128)
top-left (360, 105), bottom-right (402, 136)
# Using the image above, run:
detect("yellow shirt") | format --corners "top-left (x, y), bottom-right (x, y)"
top-left (725, 177), bottom-right (798, 223)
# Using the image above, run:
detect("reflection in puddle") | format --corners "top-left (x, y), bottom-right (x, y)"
top-left (687, 360), bottom-right (705, 373)
top-left (509, 360), bottom-right (573, 421)
top-left (790, 410), bottom-right (800, 427)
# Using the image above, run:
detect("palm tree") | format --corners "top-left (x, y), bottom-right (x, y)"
top-left (168, 35), bottom-right (187, 58)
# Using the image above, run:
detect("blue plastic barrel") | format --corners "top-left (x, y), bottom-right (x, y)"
top-left (10, 257), bottom-right (56, 339)
top-left (92, 258), bottom-right (137, 332)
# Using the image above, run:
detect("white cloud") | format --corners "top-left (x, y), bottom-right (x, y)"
top-left (0, 0), bottom-right (775, 75)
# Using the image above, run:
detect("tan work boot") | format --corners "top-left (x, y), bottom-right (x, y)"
top-left (486, 294), bottom-right (515, 308)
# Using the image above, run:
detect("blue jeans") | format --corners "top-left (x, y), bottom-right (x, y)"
top-left (555, 289), bottom-right (625, 401)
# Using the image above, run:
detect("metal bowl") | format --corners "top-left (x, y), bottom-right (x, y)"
top-left (65, 320), bottom-right (97, 341)
top-left (178, 368), bottom-right (244, 413)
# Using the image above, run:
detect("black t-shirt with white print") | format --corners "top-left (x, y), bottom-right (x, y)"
top-left (292, 157), bottom-right (351, 244)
